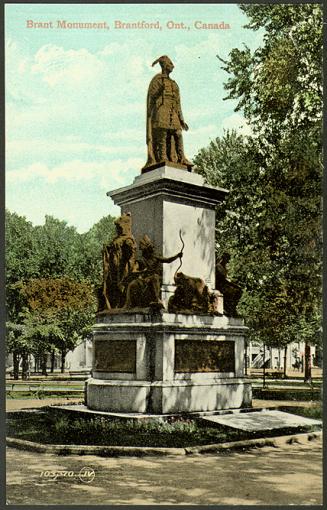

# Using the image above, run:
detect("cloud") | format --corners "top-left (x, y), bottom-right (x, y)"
top-left (189, 124), bottom-right (219, 138)
top-left (32, 44), bottom-right (105, 87)
top-left (187, 123), bottom-right (222, 155)
top-left (6, 157), bottom-right (143, 189)
top-left (6, 39), bottom-right (153, 148)
top-left (175, 34), bottom-right (229, 64)
top-left (187, 104), bottom-right (221, 122)
top-left (6, 138), bottom-right (144, 163)
top-left (99, 158), bottom-right (143, 190)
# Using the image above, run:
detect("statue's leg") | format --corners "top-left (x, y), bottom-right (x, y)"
top-left (123, 280), bottom-right (138, 309)
top-left (174, 130), bottom-right (192, 166)
top-left (149, 275), bottom-right (164, 307)
top-left (145, 142), bottom-right (156, 167)
top-left (224, 286), bottom-right (241, 317)
top-left (167, 129), bottom-right (177, 162)
top-left (154, 128), bottom-right (168, 162)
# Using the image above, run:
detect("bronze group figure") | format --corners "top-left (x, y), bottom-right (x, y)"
top-left (215, 252), bottom-right (242, 317)
top-left (98, 217), bottom-right (183, 312)
top-left (143, 55), bottom-right (193, 172)
top-left (100, 212), bottom-right (137, 310)
top-left (124, 234), bottom-right (183, 310)
top-left (168, 271), bottom-right (220, 315)
top-left (98, 215), bottom-right (242, 317)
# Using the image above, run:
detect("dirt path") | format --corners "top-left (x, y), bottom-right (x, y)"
top-left (6, 397), bottom-right (83, 411)
top-left (6, 439), bottom-right (322, 505)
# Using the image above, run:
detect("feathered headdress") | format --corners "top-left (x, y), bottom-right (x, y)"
top-left (152, 55), bottom-right (171, 67)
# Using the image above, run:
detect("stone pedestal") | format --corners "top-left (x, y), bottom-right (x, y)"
top-left (108, 164), bottom-right (228, 304)
top-left (87, 163), bottom-right (251, 414)
top-left (87, 312), bottom-right (252, 414)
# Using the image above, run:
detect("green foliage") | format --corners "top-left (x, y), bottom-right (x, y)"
top-left (33, 216), bottom-right (81, 279)
top-left (5, 211), bottom-right (39, 320)
top-left (220, 4), bottom-right (322, 133)
top-left (195, 4), bottom-right (322, 348)
top-left (5, 211), bottom-right (114, 365)
top-left (17, 277), bottom-right (97, 356)
top-left (280, 405), bottom-right (322, 420)
top-left (8, 410), bottom-right (321, 447)
top-left (5, 210), bottom-right (39, 281)
top-left (78, 214), bottom-right (116, 286)
top-left (6, 321), bottom-right (27, 354)
top-left (19, 309), bottom-right (64, 356)
top-left (52, 415), bottom-right (199, 437)
top-left (5, 210), bottom-right (115, 292)
top-left (18, 276), bottom-right (96, 312)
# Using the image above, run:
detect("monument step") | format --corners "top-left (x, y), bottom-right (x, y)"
top-left (49, 404), bottom-right (282, 422)
top-left (199, 409), bottom-right (322, 432)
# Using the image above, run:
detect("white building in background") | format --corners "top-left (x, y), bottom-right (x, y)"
top-left (65, 338), bottom-right (93, 372)
top-left (247, 341), bottom-right (318, 370)
top-left (6, 339), bottom-right (93, 375)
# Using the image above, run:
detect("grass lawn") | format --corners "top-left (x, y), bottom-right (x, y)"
top-left (253, 387), bottom-right (321, 401)
top-left (278, 404), bottom-right (322, 420)
top-left (6, 408), bottom-right (321, 448)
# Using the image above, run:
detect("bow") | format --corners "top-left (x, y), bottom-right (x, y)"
top-left (175, 229), bottom-right (185, 275)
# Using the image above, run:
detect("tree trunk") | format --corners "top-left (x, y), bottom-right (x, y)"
top-left (244, 342), bottom-right (248, 375)
top-left (13, 352), bottom-right (20, 380)
top-left (304, 342), bottom-right (311, 382)
top-left (50, 350), bottom-right (55, 373)
top-left (61, 351), bottom-right (66, 373)
top-left (283, 345), bottom-right (287, 378)
top-left (263, 344), bottom-right (266, 388)
top-left (41, 353), bottom-right (47, 376)
top-left (21, 352), bottom-right (29, 380)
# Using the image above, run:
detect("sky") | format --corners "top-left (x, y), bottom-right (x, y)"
top-left (5, 3), bottom-right (264, 232)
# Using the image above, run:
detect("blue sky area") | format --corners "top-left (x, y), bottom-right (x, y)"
top-left (6, 3), bottom-right (264, 232)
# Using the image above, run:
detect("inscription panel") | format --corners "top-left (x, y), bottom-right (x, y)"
top-left (94, 339), bottom-right (136, 373)
top-left (174, 339), bottom-right (235, 373)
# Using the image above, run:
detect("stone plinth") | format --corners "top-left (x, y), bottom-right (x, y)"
top-left (200, 410), bottom-right (322, 432)
top-left (108, 165), bottom-right (228, 303)
top-left (87, 312), bottom-right (251, 414)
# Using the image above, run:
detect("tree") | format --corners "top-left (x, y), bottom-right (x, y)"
top-left (6, 321), bottom-right (25, 379)
top-left (5, 210), bottom-right (39, 320)
top-left (33, 215), bottom-right (81, 280)
top-left (5, 210), bottom-right (115, 375)
top-left (220, 4), bottom-right (322, 136)
top-left (19, 309), bottom-right (64, 376)
top-left (55, 307), bottom-right (94, 372)
top-left (194, 5), bottom-right (322, 366)
top-left (18, 277), bottom-right (97, 372)
top-left (78, 215), bottom-right (116, 286)
top-left (5, 206), bottom-right (119, 375)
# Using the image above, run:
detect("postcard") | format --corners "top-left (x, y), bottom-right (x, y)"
top-left (5, 2), bottom-right (323, 506)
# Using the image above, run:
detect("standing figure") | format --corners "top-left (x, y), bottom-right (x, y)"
top-left (101, 212), bottom-right (137, 311)
top-left (123, 234), bottom-right (183, 309)
top-left (143, 55), bottom-right (193, 171)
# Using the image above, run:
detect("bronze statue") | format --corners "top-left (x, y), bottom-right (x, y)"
top-left (123, 234), bottom-right (183, 309)
top-left (100, 213), bottom-right (137, 310)
top-left (216, 253), bottom-right (242, 317)
top-left (168, 272), bottom-right (220, 315)
top-left (142, 55), bottom-right (193, 172)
